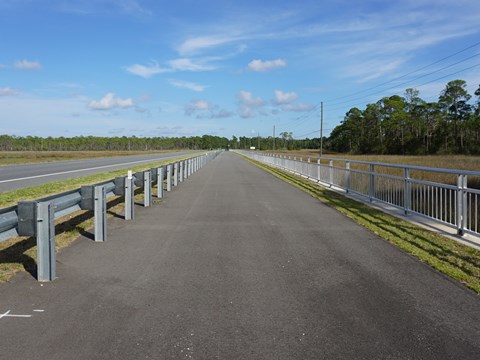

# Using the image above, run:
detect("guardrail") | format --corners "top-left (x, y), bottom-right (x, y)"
top-left (238, 151), bottom-right (480, 238)
top-left (0, 151), bottom-right (222, 282)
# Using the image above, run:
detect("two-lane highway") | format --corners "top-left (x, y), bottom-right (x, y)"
top-left (0, 151), bottom-right (200, 192)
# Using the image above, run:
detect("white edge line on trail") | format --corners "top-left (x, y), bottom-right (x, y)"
top-left (0, 156), bottom-right (181, 184)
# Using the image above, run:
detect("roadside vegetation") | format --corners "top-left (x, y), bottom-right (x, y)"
top-left (243, 156), bottom-right (480, 295)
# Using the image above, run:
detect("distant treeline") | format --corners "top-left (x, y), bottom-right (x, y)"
top-left (0, 134), bottom-right (230, 151)
top-left (327, 80), bottom-right (480, 155)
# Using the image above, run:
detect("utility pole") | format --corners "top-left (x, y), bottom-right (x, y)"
top-left (320, 101), bottom-right (323, 157)
top-left (273, 125), bottom-right (275, 151)
top-left (258, 132), bottom-right (260, 150)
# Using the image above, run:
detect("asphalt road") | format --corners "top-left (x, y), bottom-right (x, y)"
top-left (0, 151), bottom-right (200, 192)
top-left (1, 152), bottom-right (479, 359)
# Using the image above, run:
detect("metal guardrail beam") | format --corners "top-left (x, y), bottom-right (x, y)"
top-left (0, 150), bottom-right (223, 281)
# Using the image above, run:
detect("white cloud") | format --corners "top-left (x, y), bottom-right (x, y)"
top-left (168, 58), bottom-right (215, 72)
top-left (185, 100), bottom-right (211, 115)
top-left (169, 79), bottom-right (206, 92)
top-left (248, 59), bottom-right (286, 72)
top-left (237, 91), bottom-right (264, 107)
top-left (88, 93), bottom-right (135, 110)
top-left (178, 35), bottom-right (238, 55)
top-left (125, 62), bottom-right (171, 78)
top-left (14, 60), bottom-right (42, 70)
top-left (0, 87), bottom-right (18, 96)
top-left (273, 90), bottom-right (298, 105)
top-left (237, 90), bottom-right (265, 118)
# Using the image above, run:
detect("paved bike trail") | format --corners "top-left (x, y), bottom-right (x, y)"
top-left (0, 152), bottom-right (479, 359)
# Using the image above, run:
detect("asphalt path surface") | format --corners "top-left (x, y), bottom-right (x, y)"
top-left (0, 151), bottom-right (200, 192)
top-left (1, 152), bottom-right (479, 359)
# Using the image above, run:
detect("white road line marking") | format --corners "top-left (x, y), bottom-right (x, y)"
top-left (0, 310), bottom-right (32, 319)
top-left (0, 156), bottom-right (178, 184)
top-left (33, 310), bottom-right (44, 312)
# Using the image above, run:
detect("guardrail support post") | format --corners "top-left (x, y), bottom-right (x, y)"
top-left (125, 172), bottom-right (134, 220)
top-left (144, 170), bottom-right (152, 207)
top-left (158, 166), bottom-right (164, 198)
top-left (179, 161), bottom-right (184, 183)
top-left (94, 185), bottom-right (107, 241)
top-left (174, 162), bottom-right (179, 187)
top-left (166, 164), bottom-right (172, 191)
top-left (36, 201), bottom-right (56, 282)
top-left (403, 168), bottom-right (410, 215)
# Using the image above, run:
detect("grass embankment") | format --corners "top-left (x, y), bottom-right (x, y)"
top-left (244, 156), bottom-right (480, 295)
top-left (0, 155), bottom-right (192, 282)
top-left (0, 150), bottom-right (186, 166)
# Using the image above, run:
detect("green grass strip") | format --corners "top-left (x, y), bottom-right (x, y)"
top-left (243, 156), bottom-right (480, 295)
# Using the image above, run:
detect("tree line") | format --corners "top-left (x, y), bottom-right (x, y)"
top-left (0, 134), bottom-right (229, 151)
top-left (327, 80), bottom-right (480, 155)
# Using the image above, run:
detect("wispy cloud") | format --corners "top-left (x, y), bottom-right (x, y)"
top-left (59, 0), bottom-right (152, 16)
top-left (168, 58), bottom-right (215, 72)
top-left (169, 79), bottom-right (206, 92)
top-left (125, 62), bottom-right (171, 78)
top-left (177, 35), bottom-right (240, 56)
top-left (89, 93), bottom-right (135, 110)
top-left (248, 59), bottom-right (286, 72)
top-left (15, 59), bottom-right (42, 70)
top-left (0, 87), bottom-right (19, 96)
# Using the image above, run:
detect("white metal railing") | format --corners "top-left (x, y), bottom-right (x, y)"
top-left (239, 151), bottom-right (480, 237)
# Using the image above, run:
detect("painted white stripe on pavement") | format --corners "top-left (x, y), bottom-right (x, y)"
top-left (0, 156), bottom-right (181, 184)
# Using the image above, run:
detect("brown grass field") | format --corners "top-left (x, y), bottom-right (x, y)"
top-left (0, 150), bottom-right (181, 166)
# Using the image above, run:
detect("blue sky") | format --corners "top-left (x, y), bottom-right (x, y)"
top-left (1, 0), bottom-right (479, 140)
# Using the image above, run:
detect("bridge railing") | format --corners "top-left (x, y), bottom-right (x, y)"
top-left (239, 151), bottom-right (480, 238)
top-left (0, 151), bottom-right (222, 282)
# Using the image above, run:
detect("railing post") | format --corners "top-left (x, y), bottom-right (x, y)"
top-left (166, 164), bottom-right (172, 191)
top-left (457, 174), bottom-right (467, 235)
top-left (369, 164), bottom-right (375, 202)
top-left (143, 170), bottom-right (152, 207)
top-left (403, 168), bottom-right (410, 215)
top-left (125, 171), bottom-right (134, 220)
top-left (36, 201), bottom-right (56, 282)
top-left (157, 166), bottom-right (164, 198)
top-left (346, 161), bottom-right (350, 193)
top-left (94, 185), bottom-right (107, 241)
top-left (329, 160), bottom-right (334, 187)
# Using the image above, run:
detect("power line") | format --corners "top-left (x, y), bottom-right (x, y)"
top-left (324, 40), bottom-right (480, 103)
top-left (326, 52), bottom-right (480, 107)
top-left (324, 62), bottom-right (480, 113)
